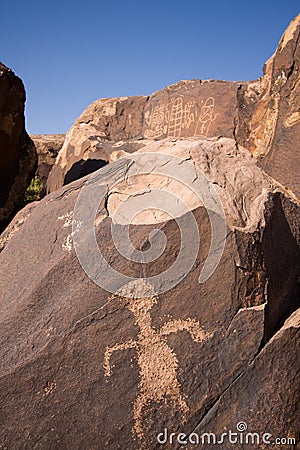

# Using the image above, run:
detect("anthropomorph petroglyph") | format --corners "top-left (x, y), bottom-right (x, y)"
top-left (194, 97), bottom-right (218, 137)
top-left (103, 280), bottom-right (211, 444)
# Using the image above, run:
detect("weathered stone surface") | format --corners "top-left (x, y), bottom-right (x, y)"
top-left (30, 134), bottom-right (65, 192)
top-left (193, 308), bottom-right (300, 450)
top-left (236, 13), bottom-right (300, 199)
top-left (0, 62), bottom-right (37, 231)
top-left (46, 81), bottom-right (244, 194)
top-left (0, 137), bottom-right (298, 449)
top-left (46, 96), bottom-right (149, 193)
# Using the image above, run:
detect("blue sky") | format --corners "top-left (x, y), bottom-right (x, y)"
top-left (1, 1), bottom-right (299, 134)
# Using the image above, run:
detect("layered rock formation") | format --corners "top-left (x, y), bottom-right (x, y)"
top-left (0, 63), bottom-right (37, 231)
top-left (0, 137), bottom-right (299, 449)
top-left (30, 134), bottom-right (65, 192)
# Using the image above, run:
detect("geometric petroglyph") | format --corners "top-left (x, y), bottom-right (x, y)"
top-left (144, 105), bottom-right (169, 139)
top-left (103, 280), bottom-right (211, 445)
top-left (144, 95), bottom-right (218, 140)
top-left (168, 96), bottom-right (184, 138)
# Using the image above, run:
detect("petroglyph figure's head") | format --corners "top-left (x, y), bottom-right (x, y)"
top-left (116, 279), bottom-right (158, 313)
top-left (125, 295), bottom-right (157, 314)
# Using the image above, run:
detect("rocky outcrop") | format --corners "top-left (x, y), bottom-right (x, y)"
top-left (0, 63), bottom-right (37, 231)
top-left (0, 137), bottom-right (298, 449)
top-left (236, 13), bottom-right (300, 199)
top-left (30, 134), bottom-right (65, 192)
top-left (47, 14), bottom-right (300, 202)
top-left (46, 81), bottom-right (245, 193)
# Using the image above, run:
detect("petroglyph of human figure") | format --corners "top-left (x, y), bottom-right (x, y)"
top-left (194, 97), bottom-right (217, 137)
top-left (103, 282), bottom-right (211, 444)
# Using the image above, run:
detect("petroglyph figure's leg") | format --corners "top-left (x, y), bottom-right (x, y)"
top-left (177, 394), bottom-right (189, 417)
top-left (103, 339), bottom-right (137, 377)
top-left (160, 318), bottom-right (211, 342)
top-left (133, 391), bottom-right (188, 444)
top-left (133, 393), bottom-right (149, 442)
top-left (172, 391), bottom-right (189, 420)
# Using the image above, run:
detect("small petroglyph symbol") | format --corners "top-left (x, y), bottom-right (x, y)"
top-left (194, 97), bottom-right (218, 137)
top-left (43, 381), bottom-right (56, 397)
top-left (182, 100), bottom-right (196, 130)
top-left (58, 211), bottom-right (73, 228)
top-left (58, 211), bottom-right (82, 252)
top-left (103, 280), bottom-right (211, 444)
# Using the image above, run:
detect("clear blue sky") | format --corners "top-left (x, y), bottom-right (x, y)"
top-left (1, 1), bottom-right (299, 134)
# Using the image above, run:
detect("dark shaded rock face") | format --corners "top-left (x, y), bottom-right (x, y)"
top-left (64, 158), bottom-right (108, 185)
top-left (0, 138), bottom-right (299, 449)
top-left (0, 63), bottom-right (37, 231)
top-left (30, 134), bottom-right (65, 192)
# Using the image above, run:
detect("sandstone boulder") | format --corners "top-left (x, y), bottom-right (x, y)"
top-left (30, 134), bottom-right (65, 193)
top-left (46, 80), bottom-right (244, 193)
top-left (0, 62), bottom-right (37, 231)
top-left (0, 137), bottom-right (298, 449)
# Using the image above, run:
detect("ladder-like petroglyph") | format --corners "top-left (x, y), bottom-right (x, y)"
top-left (168, 96), bottom-right (184, 138)
top-left (103, 283), bottom-right (211, 444)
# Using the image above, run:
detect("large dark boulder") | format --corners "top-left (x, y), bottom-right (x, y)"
top-left (0, 62), bottom-right (37, 231)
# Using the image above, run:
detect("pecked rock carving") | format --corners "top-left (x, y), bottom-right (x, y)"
top-left (104, 280), bottom-right (211, 443)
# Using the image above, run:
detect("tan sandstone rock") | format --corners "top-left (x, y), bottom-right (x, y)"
top-left (30, 134), bottom-right (65, 192)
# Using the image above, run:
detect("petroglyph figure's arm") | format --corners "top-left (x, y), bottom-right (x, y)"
top-left (103, 339), bottom-right (137, 377)
top-left (160, 318), bottom-right (211, 342)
